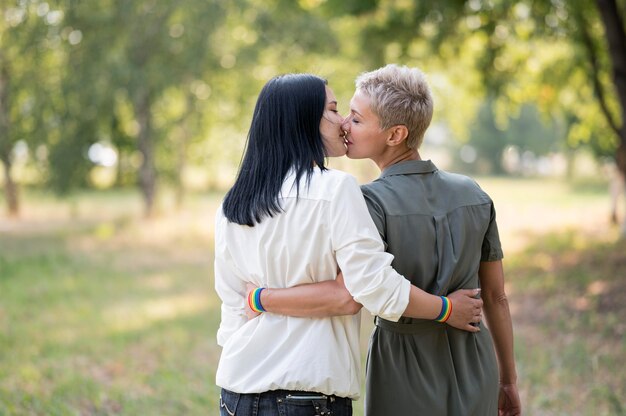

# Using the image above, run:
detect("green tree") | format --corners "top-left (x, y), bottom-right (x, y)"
top-left (459, 101), bottom-right (560, 174)
top-left (0, 2), bottom-right (54, 216)
top-left (112, 0), bottom-right (227, 216)
top-left (346, 0), bottom-right (626, 176)
top-left (592, 0), bottom-right (626, 173)
top-left (48, 0), bottom-right (227, 216)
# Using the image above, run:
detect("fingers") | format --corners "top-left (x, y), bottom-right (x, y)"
top-left (457, 288), bottom-right (481, 298)
top-left (244, 303), bottom-right (260, 320)
top-left (464, 289), bottom-right (483, 311)
top-left (464, 323), bottom-right (480, 332)
top-left (245, 310), bottom-right (259, 320)
top-left (450, 289), bottom-right (483, 309)
top-left (452, 289), bottom-right (483, 306)
top-left (446, 288), bottom-right (485, 332)
top-left (244, 282), bottom-right (261, 320)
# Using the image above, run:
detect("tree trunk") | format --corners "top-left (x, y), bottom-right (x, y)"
top-left (0, 59), bottom-right (18, 217)
top-left (175, 130), bottom-right (188, 210)
top-left (134, 88), bottom-right (156, 218)
top-left (174, 93), bottom-right (195, 210)
top-left (0, 151), bottom-right (19, 217)
top-left (617, 143), bottom-right (626, 175)
top-left (596, 0), bottom-right (626, 177)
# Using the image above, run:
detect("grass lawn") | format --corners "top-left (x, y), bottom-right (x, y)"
top-left (0, 178), bottom-right (625, 415)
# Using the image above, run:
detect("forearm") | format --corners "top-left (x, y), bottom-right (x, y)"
top-left (260, 280), bottom-right (361, 317)
top-left (265, 281), bottom-right (440, 320)
top-left (480, 260), bottom-right (518, 384)
top-left (403, 285), bottom-right (483, 333)
top-left (255, 277), bottom-right (480, 332)
top-left (402, 286), bottom-right (441, 319)
top-left (484, 293), bottom-right (517, 384)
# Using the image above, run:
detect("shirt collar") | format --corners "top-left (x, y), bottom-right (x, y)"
top-left (379, 159), bottom-right (438, 178)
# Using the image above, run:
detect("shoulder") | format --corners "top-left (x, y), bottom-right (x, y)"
top-left (437, 170), bottom-right (492, 203)
top-left (286, 168), bottom-right (361, 202)
top-left (359, 180), bottom-right (390, 215)
top-left (438, 170), bottom-right (478, 187)
top-left (360, 180), bottom-right (382, 199)
top-left (360, 176), bottom-right (397, 204)
top-left (214, 203), bottom-right (236, 230)
top-left (213, 204), bottom-right (229, 243)
top-left (314, 168), bottom-right (360, 194)
top-left (360, 173), bottom-right (390, 193)
top-left (320, 168), bottom-right (356, 183)
top-left (215, 203), bottom-right (225, 223)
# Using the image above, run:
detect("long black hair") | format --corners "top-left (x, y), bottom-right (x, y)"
top-left (222, 74), bottom-right (328, 226)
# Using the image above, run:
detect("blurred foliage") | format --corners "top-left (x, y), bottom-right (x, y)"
top-left (1, 0), bottom-right (624, 215)
top-left (457, 101), bottom-right (561, 175)
top-left (351, 0), bottom-right (623, 151)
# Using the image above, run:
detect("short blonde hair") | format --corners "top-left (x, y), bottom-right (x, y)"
top-left (355, 64), bottom-right (433, 149)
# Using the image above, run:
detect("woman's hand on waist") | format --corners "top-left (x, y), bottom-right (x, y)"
top-left (446, 288), bottom-right (483, 332)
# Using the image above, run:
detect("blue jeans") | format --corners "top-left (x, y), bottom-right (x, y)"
top-left (219, 388), bottom-right (353, 416)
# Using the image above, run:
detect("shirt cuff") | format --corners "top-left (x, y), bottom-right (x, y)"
top-left (374, 277), bottom-right (411, 322)
top-left (481, 247), bottom-right (504, 262)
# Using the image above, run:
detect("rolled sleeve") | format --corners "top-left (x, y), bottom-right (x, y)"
top-left (330, 175), bottom-right (410, 321)
top-left (481, 203), bottom-right (504, 262)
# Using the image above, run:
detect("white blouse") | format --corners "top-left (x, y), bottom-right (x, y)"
top-left (214, 168), bottom-right (411, 399)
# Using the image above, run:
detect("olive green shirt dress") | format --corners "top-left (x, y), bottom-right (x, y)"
top-left (361, 160), bottom-right (502, 416)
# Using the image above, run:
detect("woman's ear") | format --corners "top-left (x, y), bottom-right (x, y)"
top-left (386, 125), bottom-right (409, 147)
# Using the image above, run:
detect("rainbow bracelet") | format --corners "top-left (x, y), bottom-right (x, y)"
top-left (434, 296), bottom-right (452, 323)
top-left (248, 287), bottom-right (266, 313)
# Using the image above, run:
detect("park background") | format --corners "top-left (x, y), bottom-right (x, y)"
top-left (1, 0), bottom-right (626, 415)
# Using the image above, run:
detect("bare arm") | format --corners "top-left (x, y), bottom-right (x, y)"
top-left (403, 286), bottom-right (482, 332)
top-left (479, 260), bottom-right (521, 416)
top-left (251, 272), bottom-right (362, 318)
top-left (249, 273), bottom-right (483, 332)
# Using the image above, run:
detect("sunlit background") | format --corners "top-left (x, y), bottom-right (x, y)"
top-left (1, 0), bottom-right (625, 415)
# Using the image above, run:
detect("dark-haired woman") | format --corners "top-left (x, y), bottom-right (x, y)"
top-left (214, 74), bottom-right (482, 416)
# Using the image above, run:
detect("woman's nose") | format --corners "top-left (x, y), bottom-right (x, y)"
top-left (341, 117), bottom-right (350, 131)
